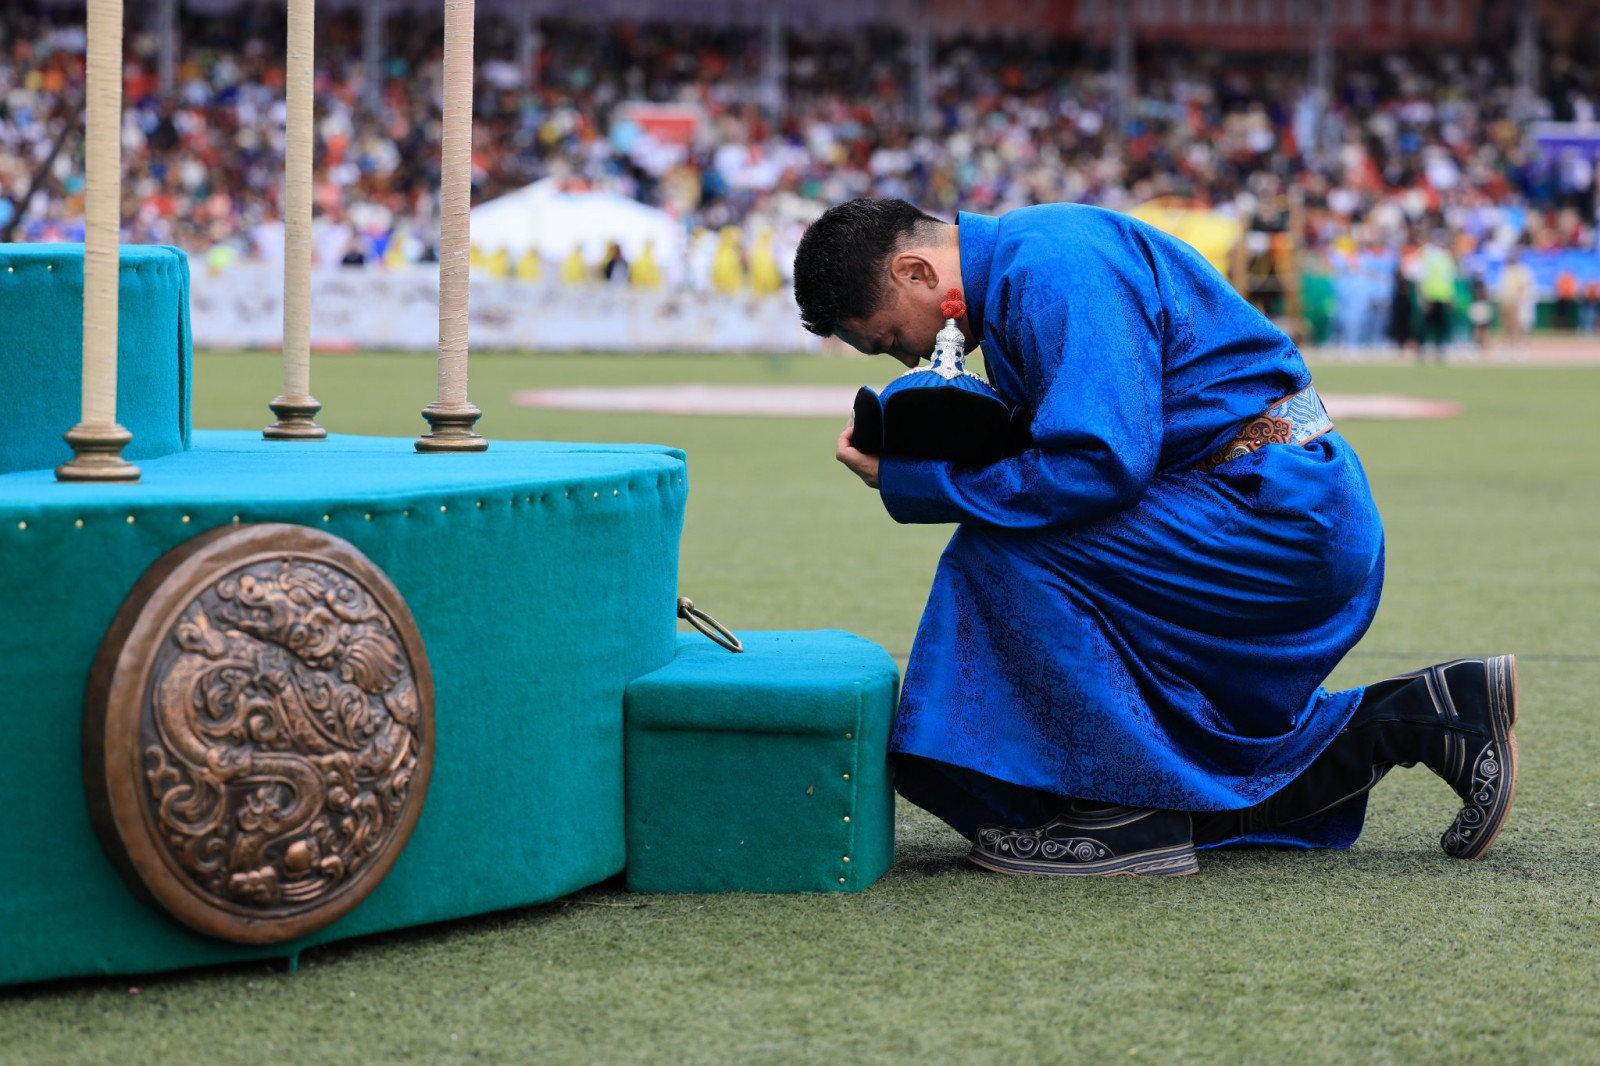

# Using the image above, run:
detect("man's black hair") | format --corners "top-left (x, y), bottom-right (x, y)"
top-left (792, 198), bottom-right (947, 337)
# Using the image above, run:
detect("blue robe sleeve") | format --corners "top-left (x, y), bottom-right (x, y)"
top-left (878, 229), bottom-right (1166, 530)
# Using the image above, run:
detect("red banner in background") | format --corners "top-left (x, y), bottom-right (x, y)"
top-left (929, 0), bottom-right (1080, 35)
top-left (929, 0), bottom-right (1481, 50)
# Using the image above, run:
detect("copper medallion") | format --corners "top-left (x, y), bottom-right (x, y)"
top-left (84, 523), bottom-right (433, 944)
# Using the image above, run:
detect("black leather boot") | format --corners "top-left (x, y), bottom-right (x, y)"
top-left (1193, 655), bottom-right (1519, 859)
top-left (969, 801), bottom-right (1198, 877)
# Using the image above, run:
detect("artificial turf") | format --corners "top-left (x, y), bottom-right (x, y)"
top-left (4, 351), bottom-right (1598, 1064)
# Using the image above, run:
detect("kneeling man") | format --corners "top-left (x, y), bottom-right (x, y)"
top-left (793, 198), bottom-right (1517, 876)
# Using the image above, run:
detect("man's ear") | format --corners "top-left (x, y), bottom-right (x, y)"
top-left (888, 250), bottom-right (940, 291)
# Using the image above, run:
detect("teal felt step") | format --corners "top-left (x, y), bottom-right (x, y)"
top-left (624, 631), bottom-right (899, 894)
top-left (0, 431), bottom-right (686, 984)
top-left (3, 243), bottom-right (192, 475)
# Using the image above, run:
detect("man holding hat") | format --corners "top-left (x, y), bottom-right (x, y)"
top-left (791, 198), bottom-right (1518, 876)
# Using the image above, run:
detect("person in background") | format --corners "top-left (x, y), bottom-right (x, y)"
top-left (1387, 258), bottom-right (1417, 356)
top-left (1497, 251), bottom-right (1536, 352)
top-left (1579, 279), bottom-right (1600, 335)
top-left (631, 241), bottom-right (664, 288)
top-left (602, 242), bottom-right (630, 285)
top-left (1331, 240), bottom-right (1367, 349)
top-left (561, 244), bottom-right (589, 285)
top-left (1358, 246), bottom-right (1395, 348)
top-left (711, 227), bottom-right (747, 292)
top-left (1467, 277), bottom-right (1493, 350)
top-left (1554, 270), bottom-right (1579, 331)
top-left (1417, 231), bottom-right (1457, 362)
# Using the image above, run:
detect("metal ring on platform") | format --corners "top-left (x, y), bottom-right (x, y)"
top-left (677, 597), bottom-right (744, 653)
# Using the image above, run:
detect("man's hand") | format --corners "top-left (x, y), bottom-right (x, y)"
top-left (836, 422), bottom-right (880, 489)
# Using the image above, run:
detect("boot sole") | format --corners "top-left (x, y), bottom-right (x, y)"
top-left (1453, 654), bottom-right (1519, 860)
top-left (967, 841), bottom-right (1199, 877)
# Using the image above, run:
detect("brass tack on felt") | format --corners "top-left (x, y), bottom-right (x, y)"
top-left (613, 489), bottom-right (619, 497)
top-left (842, 816), bottom-right (850, 823)
top-left (843, 856), bottom-right (851, 863)
top-left (593, 491), bottom-right (599, 500)
top-left (181, 515), bottom-right (191, 524)
top-left (232, 515), bottom-right (241, 524)
top-left (403, 509), bottom-right (411, 517)
top-left (476, 500), bottom-right (483, 509)
top-left (364, 513), bottom-right (372, 521)
top-left (839, 878), bottom-right (846, 884)
top-left (440, 504), bottom-right (447, 513)
top-left (844, 733), bottom-right (853, 740)
top-left (74, 519), bottom-right (83, 529)
top-left (322, 514), bottom-right (330, 523)
top-left (126, 515), bottom-right (135, 524)
top-left (15, 521), bottom-right (25, 531)
top-left (842, 774), bottom-right (850, 781)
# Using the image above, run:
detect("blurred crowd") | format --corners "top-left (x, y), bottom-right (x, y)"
top-left (3, 3), bottom-right (1599, 309)
top-left (1317, 233), bottom-right (1600, 354)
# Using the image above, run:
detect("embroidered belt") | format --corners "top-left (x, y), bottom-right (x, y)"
top-left (1198, 385), bottom-right (1334, 473)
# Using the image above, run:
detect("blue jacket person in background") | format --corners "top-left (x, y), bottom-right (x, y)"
top-left (792, 198), bottom-right (1519, 876)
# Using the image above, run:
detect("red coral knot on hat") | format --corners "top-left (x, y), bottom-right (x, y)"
top-left (940, 288), bottom-right (966, 321)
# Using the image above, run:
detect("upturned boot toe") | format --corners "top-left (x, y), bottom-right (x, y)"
top-left (1433, 655), bottom-right (1520, 859)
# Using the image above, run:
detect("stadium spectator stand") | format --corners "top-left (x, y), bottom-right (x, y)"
top-left (3, 1), bottom-right (1597, 339)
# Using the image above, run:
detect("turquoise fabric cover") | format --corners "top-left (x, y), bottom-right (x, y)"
top-left (2, 243), bottom-right (192, 475)
top-left (625, 632), bottom-right (899, 894)
top-left (0, 431), bottom-right (686, 984)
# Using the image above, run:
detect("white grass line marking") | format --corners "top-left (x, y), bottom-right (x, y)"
top-left (513, 385), bottom-right (1462, 421)
top-left (513, 385), bottom-right (860, 418)
top-left (1322, 394), bottom-right (1462, 420)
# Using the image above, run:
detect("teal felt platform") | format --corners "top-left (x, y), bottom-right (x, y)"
top-left (624, 631), bottom-right (899, 894)
top-left (2, 243), bottom-right (192, 476)
top-left (0, 431), bottom-right (686, 984)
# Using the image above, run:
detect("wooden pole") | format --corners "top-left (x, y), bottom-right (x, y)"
top-left (1514, 7), bottom-right (1539, 121)
top-left (58, 0), bottom-right (139, 482)
top-left (1111, 0), bottom-right (1133, 142)
top-left (909, 0), bottom-right (932, 133)
top-left (1309, 0), bottom-right (1332, 164)
top-left (416, 0), bottom-right (486, 452)
top-left (518, 3), bottom-right (540, 89)
top-left (264, 0), bottom-right (327, 440)
top-left (157, 0), bottom-right (177, 96)
top-left (760, 3), bottom-right (785, 121)
top-left (363, 0), bottom-right (384, 113)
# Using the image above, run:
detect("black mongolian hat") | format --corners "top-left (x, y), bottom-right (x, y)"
top-left (850, 288), bottom-right (1028, 465)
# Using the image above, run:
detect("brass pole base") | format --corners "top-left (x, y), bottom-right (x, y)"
top-left (416, 400), bottom-right (487, 452)
top-left (56, 422), bottom-right (141, 482)
top-left (264, 394), bottom-right (328, 441)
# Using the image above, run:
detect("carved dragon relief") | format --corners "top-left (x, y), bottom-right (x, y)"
top-left (86, 525), bottom-right (434, 944)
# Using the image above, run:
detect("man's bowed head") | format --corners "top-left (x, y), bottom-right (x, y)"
top-left (792, 199), bottom-right (973, 489)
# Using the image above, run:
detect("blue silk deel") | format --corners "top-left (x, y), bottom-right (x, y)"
top-left (879, 205), bottom-right (1386, 849)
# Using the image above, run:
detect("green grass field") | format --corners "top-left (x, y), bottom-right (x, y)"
top-left (5, 351), bottom-right (1600, 1064)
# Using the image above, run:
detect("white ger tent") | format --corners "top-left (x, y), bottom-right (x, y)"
top-left (469, 178), bottom-right (686, 269)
